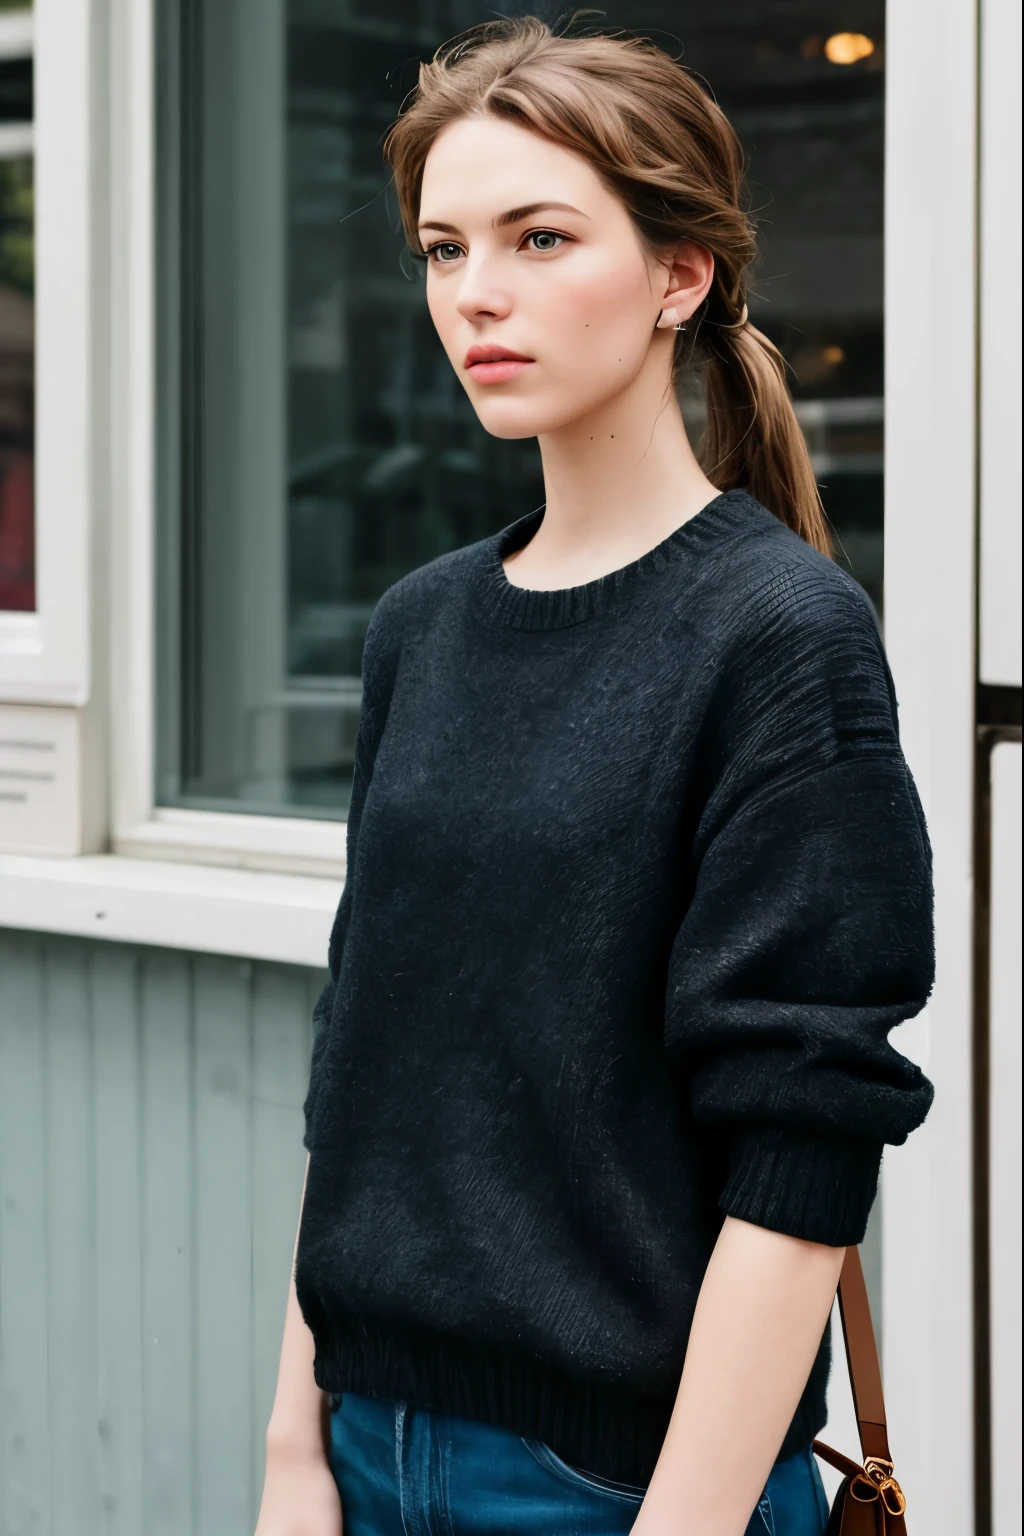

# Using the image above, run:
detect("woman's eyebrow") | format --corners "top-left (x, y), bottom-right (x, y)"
top-left (417, 201), bottom-right (591, 235)
top-left (493, 201), bottom-right (590, 228)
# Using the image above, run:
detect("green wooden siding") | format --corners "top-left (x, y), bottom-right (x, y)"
top-left (0, 930), bottom-right (323, 1536)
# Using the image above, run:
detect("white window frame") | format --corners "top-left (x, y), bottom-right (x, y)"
top-left (0, 5), bottom-right (92, 703)
top-left (1, 0), bottom-right (340, 956)
top-left (106, 0), bottom-right (346, 880)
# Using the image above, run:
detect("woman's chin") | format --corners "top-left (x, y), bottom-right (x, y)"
top-left (471, 398), bottom-right (593, 442)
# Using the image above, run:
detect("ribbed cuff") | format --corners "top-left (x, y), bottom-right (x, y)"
top-left (720, 1126), bottom-right (883, 1246)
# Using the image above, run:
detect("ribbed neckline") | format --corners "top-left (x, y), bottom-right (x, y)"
top-left (470, 487), bottom-right (759, 631)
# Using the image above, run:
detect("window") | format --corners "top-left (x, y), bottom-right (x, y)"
top-left (0, 5), bottom-right (33, 615)
top-left (157, 1), bottom-right (885, 824)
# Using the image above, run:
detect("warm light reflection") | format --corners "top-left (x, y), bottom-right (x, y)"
top-left (822, 345), bottom-right (846, 366)
top-left (824, 32), bottom-right (876, 64)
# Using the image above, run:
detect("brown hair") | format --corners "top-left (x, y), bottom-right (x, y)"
top-left (383, 16), bottom-right (831, 555)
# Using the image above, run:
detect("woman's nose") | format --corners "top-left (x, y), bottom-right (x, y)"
top-left (454, 256), bottom-right (513, 324)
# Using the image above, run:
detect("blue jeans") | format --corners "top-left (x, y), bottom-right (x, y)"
top-left (328, 1391), bottom-right (831, 1534)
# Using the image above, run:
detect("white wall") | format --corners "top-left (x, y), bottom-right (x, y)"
top-left (978, 0), bottom-right (1023, 690)
top-left (885, 2), bottom-right (1023, 1531)
top-left (979, 1), bottom-right (1022, 1528)
top-left (989, 743), bottom-right (1022, 1536)
top-left (882, 1), bottom-right (978, 1531)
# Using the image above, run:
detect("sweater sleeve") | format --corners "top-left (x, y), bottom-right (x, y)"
top-left (302, 587), bottom-right (402, 1152)
top-left (664, 563), bottom-right (935, 1246)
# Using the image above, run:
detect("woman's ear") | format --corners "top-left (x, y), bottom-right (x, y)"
top-left (659, 240), bottom-right (715, 324)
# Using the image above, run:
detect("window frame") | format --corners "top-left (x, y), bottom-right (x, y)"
top-left (0, 5), bottom-right (93, 704)
top-left (106, 0), bottom-right (347, 878)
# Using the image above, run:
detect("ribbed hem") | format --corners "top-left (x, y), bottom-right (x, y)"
top-left (310, 1311), bottom-right (673, 1486)
top-left (721, 1125), bottom-right (883, 1246)
top-left (307, 1309), bottom-right (828, 1486)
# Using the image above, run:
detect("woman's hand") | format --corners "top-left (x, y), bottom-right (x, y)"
top-left (255, 1438), bottom-right (343, 1536)
top-left (629, 1216), bottom-right (845, 1536)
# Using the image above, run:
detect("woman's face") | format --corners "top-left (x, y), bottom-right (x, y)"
top-left (418, 115), bottom-right (685, 440)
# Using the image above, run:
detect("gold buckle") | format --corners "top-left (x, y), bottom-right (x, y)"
top-left (849, 1472), bottom-right (881, 1503)
top-left (853, 1456), bottom-right (907, 1517)
top-left (879, 1478), bottom-right (907, 1516)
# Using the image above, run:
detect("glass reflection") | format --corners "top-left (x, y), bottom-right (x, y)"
top-left (0, 82), bottom-right (34, 614)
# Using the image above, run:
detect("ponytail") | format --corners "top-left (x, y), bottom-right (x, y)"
top-left (385, 16), bottom-right (832, 557)
top-left (700, 319), bottom-right (831, 555)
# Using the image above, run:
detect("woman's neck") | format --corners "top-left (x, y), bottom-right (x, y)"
top-left (505, 364), bottom-right (722, 589)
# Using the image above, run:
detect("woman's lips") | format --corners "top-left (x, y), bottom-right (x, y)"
top-left (467, 358), bottom-right (534, 384)
top-left (464, 345), bottom-right (535, 385)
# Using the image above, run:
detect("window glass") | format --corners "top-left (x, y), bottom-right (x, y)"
top-left (157, 1), bottom-right (884, 820)
top-left (0, 11), bottom-right (34, 614)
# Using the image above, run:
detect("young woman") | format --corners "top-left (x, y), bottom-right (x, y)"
top-left (256, 19), bottom-right (934, 1536)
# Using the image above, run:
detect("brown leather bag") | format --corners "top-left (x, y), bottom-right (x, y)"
top-left (812, 1247), bottom-right (908, 1534)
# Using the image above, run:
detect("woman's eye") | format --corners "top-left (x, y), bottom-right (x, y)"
top-left (524, 230), bottom-right (565, 253)
top-left (429, 242), bottom-right (464, 263)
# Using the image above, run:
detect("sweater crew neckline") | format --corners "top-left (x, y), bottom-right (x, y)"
top-left (471, 487), bottom-right (752, 631)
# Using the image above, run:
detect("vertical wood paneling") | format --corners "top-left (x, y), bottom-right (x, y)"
top-left (139, 951), bottom-right (194, 1534)
top-left (192, 957), bottom-right (255, 1536)
top-left (0, 935), bottom-right (51, 1536)
top-left (250, 966), bottom-right (313, 1498)
top-left (43, 941), bottom-right (98, 1536)
top-left (92, 947), bottom-right (145, 1536)
top-left (0, 929), bottom-right (323, 1536)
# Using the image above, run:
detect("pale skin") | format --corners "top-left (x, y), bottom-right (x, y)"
top-left (256, 1155), bottom-right (343, 1536)
top-left (257, 114), bottom-right (846, 1536)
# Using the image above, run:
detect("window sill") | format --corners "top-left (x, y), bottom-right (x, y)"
top-left (114, 807), bottom-right (348, 879)
top-left (0, 852), bottom-right (337, 968)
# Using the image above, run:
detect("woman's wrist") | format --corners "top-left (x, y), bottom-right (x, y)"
top-left (265, 1395), bottom-right (330, 1465)
top-left (631, 1509), bottom-right (732, 1536)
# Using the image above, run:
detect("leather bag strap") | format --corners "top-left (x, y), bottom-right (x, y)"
top-left (836, 1246), bottom-right (891, 1464)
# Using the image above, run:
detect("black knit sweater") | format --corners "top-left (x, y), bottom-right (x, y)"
top-left (295, 489), bottom-right (934, 1487)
